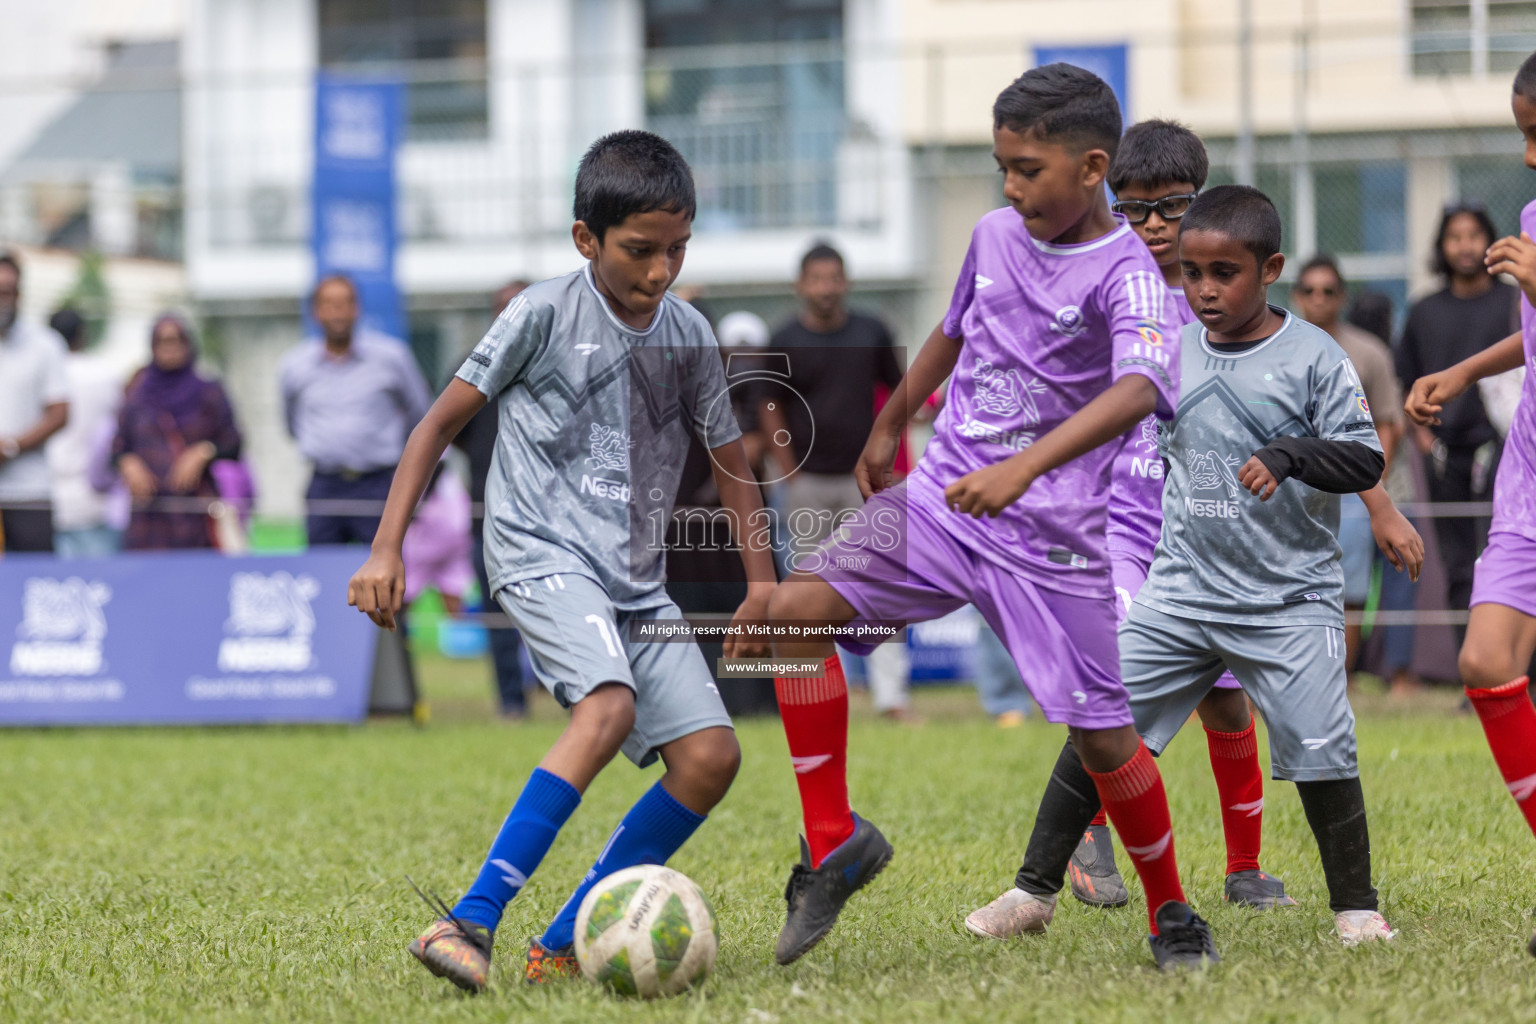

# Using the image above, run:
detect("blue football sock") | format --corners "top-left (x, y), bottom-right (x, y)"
top-left (539, 781), bottom-right (705, 951)
top-left (452, 767), bottom-right (581, 931)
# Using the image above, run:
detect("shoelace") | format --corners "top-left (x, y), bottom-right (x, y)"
top-left (407, 875), bottom-right (492, 957)
top-left (783, 865), bottom-right (816, 907)
top-left (1157, 917), bottom-right (1213, 957)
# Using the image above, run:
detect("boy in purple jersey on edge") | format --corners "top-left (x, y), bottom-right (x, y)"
top-left (1065, 119), bottom-right (1295, 912)
top-left (1406, 50), bottom-right (1536, 958)
top-left (765, 65), bottom-right (1218, 971)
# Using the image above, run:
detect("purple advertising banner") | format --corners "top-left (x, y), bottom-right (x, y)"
top-left (0, 550), bottom-right (377, 725)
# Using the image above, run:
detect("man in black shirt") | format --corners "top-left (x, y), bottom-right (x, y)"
top-left (758, 242), bottom-right (912, 718)
top-left (452, 280), bottom-right (529, 718)
top-left (1396, 204), bottom-right (1520, 650)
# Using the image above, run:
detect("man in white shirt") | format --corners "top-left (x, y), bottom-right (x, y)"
top-left (46, 307), bottom-right (123, 557)
top-left (0, 252), bottom-right (71, 553)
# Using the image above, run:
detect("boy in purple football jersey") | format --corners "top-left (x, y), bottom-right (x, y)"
top-left (765, 64), bottom-right (1218, 971)
top-left (1406, 51), bottom-right (1536, 957)
top-left (1066, 119), bottom-right (1295, 911)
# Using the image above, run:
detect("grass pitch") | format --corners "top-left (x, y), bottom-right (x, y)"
top-left (2, 656), bottom-right (1533, 1022)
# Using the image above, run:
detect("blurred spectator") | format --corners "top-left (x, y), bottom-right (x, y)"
top-left (112, 315), bottom-right (242, 551)
top-left (665, 307), bottom-right (779, 718)
top-left (716, 310), bottom-right (772, 478)
top-left (973, 623), bottom-right (1031, 726)
top-left (758, 242), bottom-right (913, 720)
top-left (1349, 290), bottom-right (1424, 694)
top-left (402, 462), bottom-right (476, 613)
top-left (1395, 203), bottom-right (1519, 651)
top-left (1346, 290), bottom-right (1394, 347)
top-left (452, 280), bottom-right (530, 718)
top-left (280, 274), bottom-right (432, 546)
top-left (1292, 256), bottom-right (1404, 672)
top-left (47, 307), bottom-right (125, 558)
top-left (0, 252), bottom-right (70, 553)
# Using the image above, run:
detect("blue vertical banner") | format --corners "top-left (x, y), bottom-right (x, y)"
top-left (312, 74), bottom-right (404, 340)
top-left (1033, 44), bottom-right (1129, 124)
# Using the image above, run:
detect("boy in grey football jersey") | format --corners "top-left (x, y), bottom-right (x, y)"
top-left (348, 131), bottom-right (776, 992)
top-left (1003, 186), bottom-right (1423, 949)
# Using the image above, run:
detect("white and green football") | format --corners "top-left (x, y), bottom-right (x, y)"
top-left (574, 864), bottom-right (718, 998)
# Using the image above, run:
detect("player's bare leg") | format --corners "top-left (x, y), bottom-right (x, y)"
top-left (769, 573), bottom-right (895, 965)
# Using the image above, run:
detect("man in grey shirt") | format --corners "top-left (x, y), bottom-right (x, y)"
top-left (279, 274), bottom-right (433, 545)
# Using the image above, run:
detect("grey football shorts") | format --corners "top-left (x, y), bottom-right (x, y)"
top-left (1120, 603), bottom-right (1358, 781)
top-left (497, 572), bottom-right (732, 767)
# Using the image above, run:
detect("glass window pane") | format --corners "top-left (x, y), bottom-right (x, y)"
top-left (1316, 161), bottom-right (1406, 255)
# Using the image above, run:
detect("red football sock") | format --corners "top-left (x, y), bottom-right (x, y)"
top-left (1086, 741), bottom-right (1186, 935)
top-left (1088, 809), bottom-right (1108, 828)
top-left (1205, 722), bottom-right (1264, 875)
top-left (776, 655), bottom-right (855, 867)
top-left (1467, 676), bottom-right (1536, 837)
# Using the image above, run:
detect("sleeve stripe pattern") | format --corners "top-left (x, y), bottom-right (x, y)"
top-left (1120, 270), bottom-right (1175, 378)
top-left (1124, 270), bottom-right (1167, 321)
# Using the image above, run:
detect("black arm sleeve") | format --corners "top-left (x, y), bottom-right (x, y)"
top-left (1251, 437), bottom-right (1384, 494)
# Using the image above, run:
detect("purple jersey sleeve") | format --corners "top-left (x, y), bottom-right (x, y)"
top-left (1488, 199), bottom-right (1536, 542)
top-left (942, 238), bottom-right (978, 339)
top-left (1104, 267), bottom-right (1179, 419)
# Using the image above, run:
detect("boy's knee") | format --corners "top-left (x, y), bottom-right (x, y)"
top-left (767, 573), bottom-right (839, 625)
top-left (693, 729), bottom-right (742, 785)
top-left (1197, 688), bottom-right (1252, 733)
top-left (572, 683), bottom-right (637, 750)
top-left (1459, 645), bottom-right (1520, 692)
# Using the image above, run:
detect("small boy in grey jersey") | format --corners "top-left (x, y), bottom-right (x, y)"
top-left (991, 185), bottom-right (1422, 950)
top-left (348, 131), bottom-right (776, 992)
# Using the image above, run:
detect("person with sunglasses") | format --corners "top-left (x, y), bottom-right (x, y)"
top-left (1292, 256), bottom-right (1408, 676)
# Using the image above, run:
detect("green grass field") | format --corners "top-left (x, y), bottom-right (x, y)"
top-left (3, 656), bottom-right (1534, 1022)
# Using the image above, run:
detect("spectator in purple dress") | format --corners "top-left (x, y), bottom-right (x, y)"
top-left (112, 314), bottom-right (243, 550)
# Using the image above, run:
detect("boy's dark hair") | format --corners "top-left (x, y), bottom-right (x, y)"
top-left (0, 250), bottom-right (19, 283)
top-left (573, 130), bottom-right (696, 241)
top-left (1295, 253), bottom-right (1345, 289)
top-left (1431, 202), bottom-right (1499, 279)
top-left (800, 241), bottom-right (844, 274)
top-left (310, 273), bottom-right (358, 308)
top-left (1346, 290), bottom-right (1394, 346)
top-left (1180, 185), bottom-right (1282, 264)
top-left (1108, 119), bottom-right (1209, 194)
top-left (1516, 50), bottom-right (1536, 99)
top-left (992, 63), bottom-right (1121, 157)
top-left (50, 306), bottom-right (86, 350)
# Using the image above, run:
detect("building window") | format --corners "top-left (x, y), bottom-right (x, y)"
top-left (318, 0), bottom-right (488, 142)
top-left (1453, 155), bottom-right (1536, 239)
top-left (1315, 161), bottom-right (1406, 255)
top-left (644, 0), bottom-right (844, 230)
top-left (1412, 0), bottom-right (1536, 76)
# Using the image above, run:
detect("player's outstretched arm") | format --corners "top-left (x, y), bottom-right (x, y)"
top-left (709, 438), bottom-right (777, 658)
top-left (857, 322), bottom-right (964, 498)
top-left (943, 373), bottom-right (1157, 518)
top-left (1359, 483), bottom-right (1424, 582)
top-left (1405, 330), bottom-right (1524, 427)
top-left (348, 378), bottom-right (487, 631)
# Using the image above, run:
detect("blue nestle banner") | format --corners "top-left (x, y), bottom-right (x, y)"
top-left (0, 550), bottom-right (377, 725)
top-left (1033, 44), bottom-right (1129, 122)
top-left (311, 74), bottom-right (404, 340)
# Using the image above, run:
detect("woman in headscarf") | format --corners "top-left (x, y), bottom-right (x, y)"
top-left (111, 314), bottom-right (243, 550)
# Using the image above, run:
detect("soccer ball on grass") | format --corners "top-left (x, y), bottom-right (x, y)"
top-left (574, 865), bottom-right (718, 998)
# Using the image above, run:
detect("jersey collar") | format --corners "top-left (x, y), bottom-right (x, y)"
top-left (1027, 215), bottom-right (1133, 256)
top-left (583, 263), bottom-right (670, 338)
top-left (1198, 306), bottom-right (1293, 360)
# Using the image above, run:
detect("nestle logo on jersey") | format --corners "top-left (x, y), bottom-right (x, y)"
top-left (581, 475), bottom-right (631, 503)
top-left (1131, 456), bottom-right (1163, 479)
top-left (956, 417), bottom-right (1035, 452)
top-left (1184, 496), bottom-right (1241, 519)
